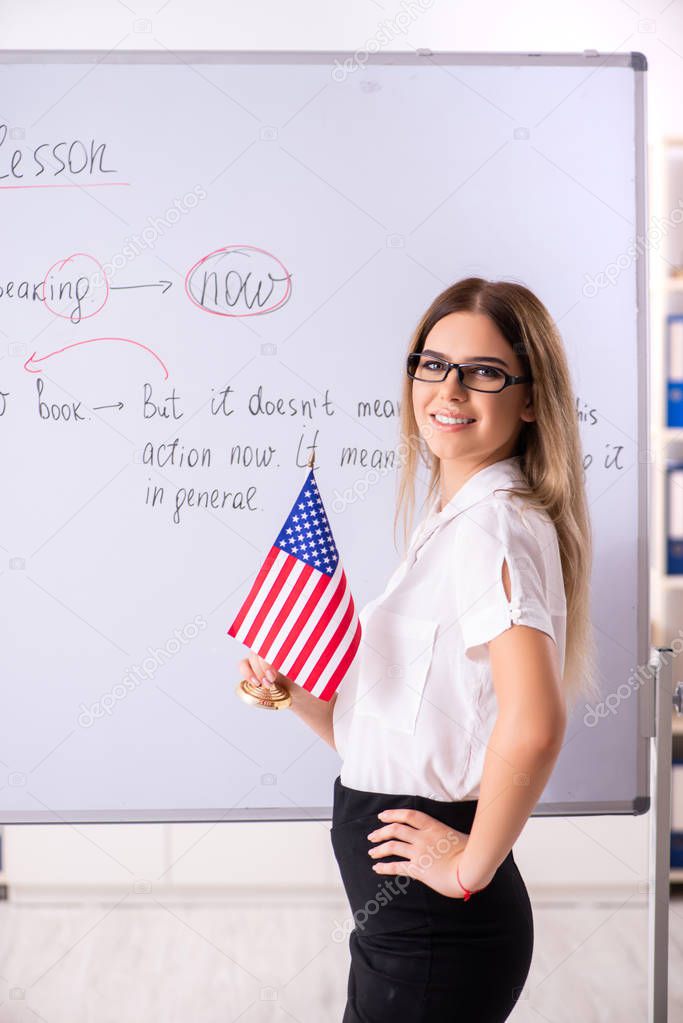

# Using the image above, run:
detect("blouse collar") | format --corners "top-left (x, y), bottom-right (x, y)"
top-left (432, 455), bottom-right (526, 520)
top-left (409, 455), bottom-right (527, 556)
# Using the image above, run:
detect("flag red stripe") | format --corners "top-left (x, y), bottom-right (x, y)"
top-left (318, 618), bottom-right (362, 701)
top-left (269, 571), bottom-right (330, 673)
top-left (302, 577), bottom-right (355, 692)
top-left (260, 556), bottom-right (317, 654)
top-left (287, 570), bottom-right (347, 681)
top-left (226, 545), bottom-right (281, 638)
top-left (243, 552), bottom-right (298, 649)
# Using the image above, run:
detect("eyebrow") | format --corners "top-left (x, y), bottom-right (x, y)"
top-left (421, 349), bottom-right (510, 369)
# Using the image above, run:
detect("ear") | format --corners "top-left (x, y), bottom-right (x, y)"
top-left (520, 394), bottom-right (536, 424)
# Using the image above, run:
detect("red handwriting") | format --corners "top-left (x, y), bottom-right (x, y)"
top-left (23, 337), bottom-right (169, 380)
top-left (185, 245), bottom-right (293, 318)
top-left (42, 252), bottom-right (109, 323)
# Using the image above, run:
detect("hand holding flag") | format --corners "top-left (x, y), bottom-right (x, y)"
top-left (228, 459), bottom-right (362, 708)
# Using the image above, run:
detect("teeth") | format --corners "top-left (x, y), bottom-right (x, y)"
top-left (434, 414), bottom-right (473, 425)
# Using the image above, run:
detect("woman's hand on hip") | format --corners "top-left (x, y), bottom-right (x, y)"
top-left (366, 807), bottom-right (485, 900)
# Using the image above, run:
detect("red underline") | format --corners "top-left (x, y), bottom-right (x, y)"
top-left (0, 182), bottom-right (131, 190)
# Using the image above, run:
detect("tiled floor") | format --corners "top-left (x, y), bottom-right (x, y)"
top-left (0, 889), bottom-right (680, 1021)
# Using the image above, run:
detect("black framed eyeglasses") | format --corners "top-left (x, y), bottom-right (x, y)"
top-left (406, 352), bottom-right (533, 393)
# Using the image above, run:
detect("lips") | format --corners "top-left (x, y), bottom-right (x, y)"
top-left (430, 413), bottom-right (476, 423)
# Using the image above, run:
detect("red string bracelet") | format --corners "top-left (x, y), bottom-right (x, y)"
top-left (456, 862), bottom-right (484, 901)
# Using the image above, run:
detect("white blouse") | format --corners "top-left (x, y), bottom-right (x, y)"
top-left (332, 455), bottom-right (567, 801)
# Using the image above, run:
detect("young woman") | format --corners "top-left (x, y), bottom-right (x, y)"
top-left (239, 277), bottom-right (599, 1022)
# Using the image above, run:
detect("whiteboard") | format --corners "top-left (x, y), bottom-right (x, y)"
top-left (0, 49), bottom-right (649, 822)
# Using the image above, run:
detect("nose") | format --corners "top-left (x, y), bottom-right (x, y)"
top-left (438, 366), bottom-right (469, 400)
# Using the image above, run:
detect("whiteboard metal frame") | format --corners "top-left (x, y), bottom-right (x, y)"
top-left (0, 49), bottom-right (650, 824)
top-left (0, 50), bottom-right (648, 68)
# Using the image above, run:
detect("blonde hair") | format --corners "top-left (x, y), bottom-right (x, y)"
top-left (394, 277), bottom-right (600, 711)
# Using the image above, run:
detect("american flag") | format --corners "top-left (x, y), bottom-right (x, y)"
top-left (227, 467), bottom-right (361, 700)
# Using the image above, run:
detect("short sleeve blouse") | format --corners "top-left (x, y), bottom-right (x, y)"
top-left (332, 455), bottom-right (567, 801)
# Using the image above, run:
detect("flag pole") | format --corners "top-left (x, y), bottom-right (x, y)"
top-left (234, 451), bottom-right (317, 710)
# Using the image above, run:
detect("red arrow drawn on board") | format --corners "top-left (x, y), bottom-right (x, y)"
top-left (23, 337), bottom-right (169, 380)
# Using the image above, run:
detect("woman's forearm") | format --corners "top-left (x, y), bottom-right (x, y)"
top-left (286, 681), bottom-right (338, 751)
top-left (457, 717), bottom-right (565, 891)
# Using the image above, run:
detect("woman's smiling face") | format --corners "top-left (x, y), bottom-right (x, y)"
top-left (411, 310), bottom-right (535, 464)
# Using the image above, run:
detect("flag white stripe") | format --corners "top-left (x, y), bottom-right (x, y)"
top-left (259, 564), bottom-right (329, 663)
top-left (280, 565), bottom-right (350, 680)
top-left (309, 600), bottom-right (360, 697)
top-left (234, 552), bottom-right (358, 692)
top-left (250, 555), bottom-right (317, 652)
top-left (233, 549), bottom-right (296, 643)
top-left (276, 560), bottom-right (343, 679)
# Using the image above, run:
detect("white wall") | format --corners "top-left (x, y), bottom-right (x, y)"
top-left (0, 0), bottom-right (681, 138)
top-left (0, 0), bottom-right (670, 893)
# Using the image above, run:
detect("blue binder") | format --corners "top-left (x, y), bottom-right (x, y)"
top-left (667, 315), bottom-right (683, 426)
top-left (672, 759), bottom-right (683, 869)
top-left (667, 461), bottom-right (683, 574)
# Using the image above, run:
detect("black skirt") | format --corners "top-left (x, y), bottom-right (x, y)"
top-left (330, 774), bottom-right (534, 1022)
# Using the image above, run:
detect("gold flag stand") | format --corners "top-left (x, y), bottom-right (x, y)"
top-left (235, 677), bottom-right (292, 710)
top-left (235, 451), bottom-right (317, 710)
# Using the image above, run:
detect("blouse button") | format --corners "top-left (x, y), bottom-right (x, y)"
top-left (509, 599), bottom-right (524, 622)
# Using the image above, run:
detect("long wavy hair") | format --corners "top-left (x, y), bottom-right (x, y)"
top-left (394, 277), bottom-right (600, 711)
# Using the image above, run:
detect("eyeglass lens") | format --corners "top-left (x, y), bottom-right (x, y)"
top-left (408, 353), bottom-right (506, 392)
